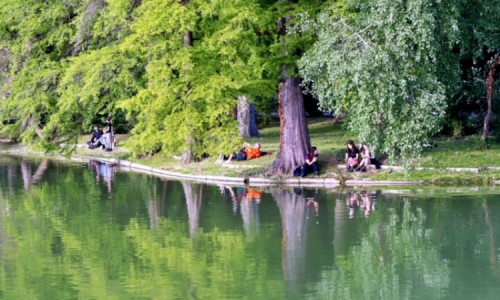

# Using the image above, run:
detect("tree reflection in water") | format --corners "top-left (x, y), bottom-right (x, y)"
top-left (313, 200), bottom-right (450, 299)
top-left (273, 187), bottom-right (311, 297)
top-left (182, 182), bottom-right (204, 238)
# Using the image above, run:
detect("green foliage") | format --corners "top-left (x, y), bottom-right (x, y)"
top-left (297, 0), bottom-right (460, 168)
top-left (117, 0), bottom-right (277, 157)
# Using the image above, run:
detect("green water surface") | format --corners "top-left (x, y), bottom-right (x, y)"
top-left (0, 156), bottom-right (499, 299)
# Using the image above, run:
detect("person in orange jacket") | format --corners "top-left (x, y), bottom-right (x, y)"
top-left (246, 143), bottom-right (262, 160)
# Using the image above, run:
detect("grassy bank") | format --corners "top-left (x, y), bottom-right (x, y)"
top-left (9, 118), bottom-right (500, 185)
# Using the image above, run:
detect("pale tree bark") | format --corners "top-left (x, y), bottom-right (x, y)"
top-left (237, 96), bottom-right (260, 138)
top-left (181, 28), bottom-right (195, 163)
top-left (0, 47), bottom-right (11, 99)
top-left (483, 200), bottom-right (498, 276)
top-left (482, 53), bottom-right (500, 140)
top-left (72, 0), bottom-right (105, 56)
top-left (147, 181), bottom-right (169, 229)
top-left (182, 182), bottom-right (204, 238)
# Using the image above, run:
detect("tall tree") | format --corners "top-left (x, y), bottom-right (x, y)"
top-left (268, 0), bottom-right (323, 175)
top-left (237, 96), bottom-right (260, 138)
top-left (0, 0), bottom-right (79, 143)
top-left (297, 0), bottom-right (459, 167)
top-left (118, 0), bottom-right (273, 159)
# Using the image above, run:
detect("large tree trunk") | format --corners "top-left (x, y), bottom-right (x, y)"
top-left (237, 96), bottom-right (260, 138)
top-left (270, 0), bottom-right (311, 175)
top-left (269, 78), bottom-right (311, 175)
top-left (482, 53), bottom-right (500, 140)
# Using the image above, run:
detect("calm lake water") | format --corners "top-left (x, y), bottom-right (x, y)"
top-left (1, 156), bottom-right (500, 299)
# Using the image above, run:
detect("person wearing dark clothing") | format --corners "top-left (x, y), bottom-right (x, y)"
top-left (345, 140), bottom-right (359, 172)
top-left (301, 146), bottom-right (319, 177)
top-left (87, 125), bottom-right (103, 149)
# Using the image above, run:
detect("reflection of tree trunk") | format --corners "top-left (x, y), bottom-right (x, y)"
top-left (240, 198), bottom-right (260, 236)
top-left (333, 197), bottom-right (347, 258)
top-left (148, 181), bottom-right (170, 229)
top-left (20, 161), bottom-right (32, 193)
top-left (20, 159), bottom-right (49, 193)
top-left (483, 200), bottom-right (497, 275)
top-left (237, 96), bottom-right (260, 138)
top-left (483, 53), bottom-right (500, 140)
top-left (7, 164), bottom-right (16, 191)
top-left (31, 159), bottom-right (48, 185)
top-left (182, 182), bottom-right (204, 238)
top-left (273, 188), bottom-right (308, 296)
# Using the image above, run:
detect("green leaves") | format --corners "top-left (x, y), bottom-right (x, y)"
top-left (298, 0), bottom-right (457, 167)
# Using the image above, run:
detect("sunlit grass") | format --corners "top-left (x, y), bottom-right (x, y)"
top-left (69, 118), bottom-right (500, 184)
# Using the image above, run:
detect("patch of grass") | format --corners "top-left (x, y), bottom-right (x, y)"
top-left (63, 118), bottom-right (500, 185)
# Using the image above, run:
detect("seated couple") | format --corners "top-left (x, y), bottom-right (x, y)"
top-left (345, 140), bottom-right (380, 172)
top-left (86, 125), bottom-right (114, 152)
top-left (293, 146), bottom-right (319, 177)
top-left (236, 143), bottom-right (266, 161)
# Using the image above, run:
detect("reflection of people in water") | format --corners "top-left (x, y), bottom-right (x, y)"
top-left (246, 188), bottom-right (262, 203)
top-left (306, 197), bottom-right (319, 216)
top-left (360, 190), bottom-right (375, 217)
top-left (346, 192), bottom-right (360, 219)
top-left (346, 191), bottom-right (376, 218)
top-left (89, 160), bottom-right (114, 195)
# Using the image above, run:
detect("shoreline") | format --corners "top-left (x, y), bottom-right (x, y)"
top-left (3, 143), bottom-right (499, 187)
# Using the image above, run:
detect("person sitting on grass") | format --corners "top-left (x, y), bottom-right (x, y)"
top-left (87, 125), bottom-right (103, 149)
top-left (357, 143), bottom-right (371, 172)
top-left (345, 140), bottom-right (359, 172)
top-left (97, 126), bottom-right (113, 152)
top-left (301, 146), bottom-right (319, 177)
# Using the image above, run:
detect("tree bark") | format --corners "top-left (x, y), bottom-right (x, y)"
top-left (237, 96), bottom-right (260, 138)
top-left (269, 77), bottom-right (311, 175)
top-left (180, 27), bottom-right (195, 163)
top-left (269, 0), bottom-right (311, 175)
top-left (72, 0), bottom-right (105, 56)
top-left (482, 53), bottom-right (500, 140)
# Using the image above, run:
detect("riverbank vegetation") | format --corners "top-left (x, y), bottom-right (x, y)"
top-left (0, 0), bottom-right (499, 177)
top-left (69, 118), bottom-right (500, 184)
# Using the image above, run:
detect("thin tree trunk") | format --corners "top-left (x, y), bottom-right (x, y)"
top-left (483, 200), bottom-right (498, 275)
top-left (482, 53), bottom-right (500, 140)
top-left (181, 27), bottom-right (195, 163)
top-left (270, 77), bottom-right (310, 175)
top-left (237, 96), bottom-right (260, 137)
top-left (72, 0), bottom-right (105, 56)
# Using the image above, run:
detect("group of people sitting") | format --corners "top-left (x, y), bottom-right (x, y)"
top-left (345, 140), bottom-right (380, 172)
top-left (86, 117), bottom-right (115, 152)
